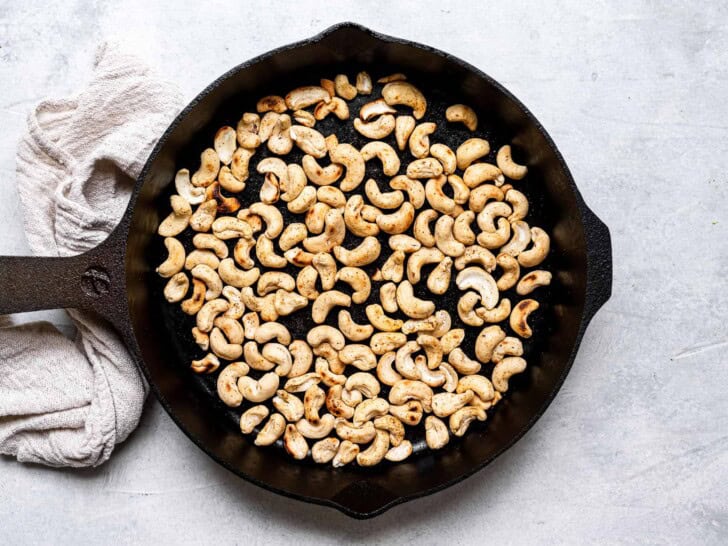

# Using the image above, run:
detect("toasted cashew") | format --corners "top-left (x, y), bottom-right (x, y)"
top-left (491, 337), bottom-right (524, 365)
top-left (236, 113), bottom-right (261, 149)
top-left (492, 357), bottom-right (528, 392)
top-left (273, 390), bottom-right (304, 422)
top-left (307, 325), bottom-right (345, 350)
top-left (237, 208), bottom-right (263, 234)
top-left (267, 113), bottom-right (293, 155)
top-left (376, 283), bottom-right (396, 314)
top-left (389, 380), bottom-right (433, 412)
top-left (393, 341), bottom-right (420, 379)
top-left (453, 211), bottom-right (476, 245)
top-left (407, 247), bottom-right (444, 283)
top-left (191, 148), bottom-right (220, 187)
top-left (475, 325), bottom-right (506, 363)
top-left (457, 375), bottom-right (495, 403)
top-left (379, 250), bottom-right (405, 282)
top-left (477, 218), bottom-right (511, 249)
top-left (189, 200), bottom-right (217, 232)
top-left (286, 185), bottom-right (317, 214)
top-left (368, 333), bottom-right (405, 357)
top-left (191, 264), bottom-right (222, 300)
top-left (212, 126), bottom-right (236, 165)
top-left (333, 236), bottom-right (381, 267)
top-left (357, 429), bottom-right (389, 467)
top-left (246, 203), bottom-right (282, 240)
top-left (304, 209), bottom-right (345, 253)
top-left (385, 440), bottom-right (413, 462)
top-left (430, 143), bottom-right (457, 175)
top-left (435, 215), bottom-right (465, 257)
top-left (285, 86), bottom-right (330, 110)
top-left (338, 344), bottom-right (376, 372)
top-left (257, 95), bottom-right (287, 114)
top-left (240, 405), bottom-right (269, 434)
top-left (458, 292), bottom-right (484, 327)
top-left (296, 266), bottom-right (320, 301)
top-left (456, 267), bottom-right (499, 309)
top-left (510, 299), bottom-right (539, 338)
top-left (359, 98), bottom-right (396, 121)
top-left (333, 74), bottom-right (357, 100)
top-left (390, 175), bottom-right (426, 209)
top-left (438, 329), bottom-right (464, 355)
top-left (255, 413), bottom-right (285, 446)
top-left (273, 288), bottom-right (307, 316)
top-left (256, 236), bottom-right (286, 269)
top-left (353, 114), bottom-right (396, 140)
top-left (476, 297), bottom-right (511, 324)
top-left (427, 257), bottom-right (453, 295)
top-left (335, 267), bottom-right (371, 304)
top-left (425, 175), bottom-right (456, 215)
top-left (450, 406), bottom-right (486, 436)
top-left (336, 420), bottom-right (376, 444)
top-left (445, 104), bottom-right (478, 131)
top-left (468, 183), bottom-right (503, 213)
top-left (325, 383), bottom-right (354, 418)
top-left (517, 270), bottom-right (552, 296)
top-left (382, 81), bottom-right (426, 119)
top-left (332, 440), bottom-right (360, 467)
top-left (364, 178), bottom-right (403, 210)
top-left (313, 97), bottom-right (349, 120)
top-left (417, 334), bottom-right (444, 370)
top-left (500, 220), bottom-right (531, 257)
top-left (305, 202), bottom-right (330, 235)
top-left (320, 78), bottom-right (335, 97)
top-left (164, 272), bottom-right (189, 303)
top-left (361, 141), bottom-right (400, 176)
top-left (262, 343), bottom-right (293, 376)
top-left (190, 353), bottom-right (220, 374)
top-left (518, 227), bottom-right (550, 267)
top-left (255, 272), bottom-right (294, 296)
top-left (312, 290), bottom-right (351, 324)
top-left (242, 312), bottom-right (259, 340)
top-left (353, 398), bottom-right (390, 426)
top-left (157, 237), bottom-right (186, 278)
top-left (239, 372), bottom-right (279, 403)
top-left (283, 424), bottom-right (308, 460)
top-left (343, 194), bottom-right (379, 237)
top-left (354, 71), bottom-right (371, 94)
top-left (463, 163), bottom-right (505, 188)
top-left (377, 201), bottom-right (415, 234)
top-left (446, 348), bottom-right (480, 375)
top-left (181, 278), bottom-right (206, 315)
top-left (254, 322), bottom-right (291, 345)
top-left (455, 245), bottom-right (496, 272)
top-left (278, 223), bottom-right (307, 252)
top-left (407, 158), bottom-right (443, 179)
top-left (425, 415), bottom-right (449, 449)
top-left (296, 414), bottom-right (335, 440)
top-left (301, 384), bottom-right (325, 421)
top-left (502, 188), bottom-right (528, 222)
top-left (158, 195), bottom-right (191, 237)
top-left (409, 122), bottom-right (436, 158)
top-left (477, 202), bottom-right (512, 233)
top-left (396, 281), bottom-right (435, 320)
top-left (216, 362), bottom-right (250, 407)
top-left (496, 145), bottom-right (528, 180)
top-left (432, 391), bottom-right (473, 418)
top-left (175, 169), bottom-right (205, 205)
top-left (209, 327), bottom-right (243, 360)
top-left (311, 437), bottom-right (340, 464)
top-left (289, 125), bottom-right (326, 158)
top-left (338, 310), bottom-right (374, 342)
top-left (372, 352), bottom-right (399, 387)
top-left (302, 154), bottom-right (343, 186)
top-left (329, 143), bottom-right (366, 191)
top-left (240, 288), bottom-right (278, 321)
top-left (259, 113), bottom-right (280, 144)
top-left (219, 259), bottom-right (259, 288)
top-left (192, 233), bottom-right (227, 259)
top-left (494, 253), bottom-right (519, 291)
top-left (389, 400), bottom-right (423, 426)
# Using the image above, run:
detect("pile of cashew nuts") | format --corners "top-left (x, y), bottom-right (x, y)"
top-left (156, 71), bottom-right (552, 467)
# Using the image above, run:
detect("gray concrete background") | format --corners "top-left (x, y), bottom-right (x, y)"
top-left (0, 1), bottom-right (726, 544)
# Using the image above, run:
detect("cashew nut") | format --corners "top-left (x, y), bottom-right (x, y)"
top-left (468, 183), bottom-right (503, 213)
top-left (256, 236), bottom-right (286, 268)
top-left (296, 266), bottom-right (319, 301)
top-left (156, 237), bottom-right (186, 278)
top-left (496, 145), bottom-right (528, 180)
top-left (477, 202), bottom-right (513, 233)
top-left (302, 154), bottom-right (343, 186)
top-left (307, 325), bottom-right (345, 350)
top-left (255, 413), bottom-right (285, 446)
top-left (456, 267), bottom-right (499, 309)
top-left (335, 267), bottom-right (371, 303)
top-left (457, 374), bottom-right (495, 403)
top-left (333, 236), bottom-right (381, 266)
top-left (430, 143), bottom-right (457, 175)
top-left (376, 201), bottom-right (415, 234)
top-left (425, 174), bottom-right (456, 215)
top-left (175, 169), bottom-right (205, 205)
top-left (353, 398), bottom-right (390, 426)
top-left (379, 282), bottom-right (398, 314)
top-left (181, 278), bottom-right (206, 315)
top-left (209, 327), bottom-right (243, 360)
top-left (412, 209), bottom-right (437, 248)
top-left (427, 257), bottom-right (453, 295)
top-left (285, 86), bottom-right (330, 110)
top-left (475, 325), bottom-right (506, 363)
top-left (370, 332), bottom-right (407, 355)
top-left (191, 148), bottom-right (220, 187)
top-left (332, 440), bottom-right (360, 467)
top-left (406, 158), bottom-right (443, 179)
top-left (382, 81), bottom-right (426, 119)
top-left (435, 215), bottom-right (465, 257)
top-left (390, 175), bottom-right (425, 209)
top-left (516, 270), bottom-right (552, 296)
top-left (189, 200), bottom-right (217, 232)
top-left (361, 141), bottom-right (400, 176)
top-left (329, 143), bottom-right (366, 191)
top-left (409, 122), bottom-right (436, 158)
top-left (158, 195), bottom-right (191, 237)
top-left (359, 98), bottom-right (396, 121)
top-left (239, 372), bottom-right (280, 403)
top-left (286, 185), bottom-right (317, 214)
top-left (477, 218), bottom-right (511, 249)
top-left (296, 414), bottom-right (335, 440)
top-left (279, 223), bottom-right (308, 252)
top-left (425, 415), bottom-right (449, 449)
top-left (389, 379), bottom-right (433, 412)
top-left (304, 209), bottom-right (345, 253)
top-left (236, 112), bottom-right (261, 149)
top-left (492, 357), bottom-right (528, 392)
top-left (191, 264), bottom-right (222, 300)
top-left (380, 250), bottom-right (405, 282)
top-left (273, 390), bottom-right (304, 422)
top-left (356, 429), bottom-right (389, 467)
top-left (257, 95), bottom-right (287, 114)
top-left (450, 406), bottom-right (486, 436)
top-left (477, 297), bottom-right (512, 323)
top-left (274, 289), bottom-right (307, 316)
top-left (249, 202), bottom-right (283, 239)
top-left (310, 436), bottom-right (338, 463)
top-left (289, 125), bottom-right (326, 158)
top-left (253, 322), bottom-right (291, 345)
top-left (432, 391), bottom-right (474, 418)
top-left (216, 362), bottom-right (250, 407)
top-left (463, 162), bottom-right (504, 188)
top-left (218, 259), bottom-right (259, 288)
top-left (448, 348), bottom-right (481, 375)
top-left (240, 405), bottom-right (269, 434)
top-left (335, 420), bottom-right (376, 444)
top-left (455, 245), bottom-right (496, 272)
top-left (316, 186), bottom-right (346, 209)
top-left (164, 272), bottom-right (189, 303)
top-left (343, 194), bottom-right (379, 237)
top-left (518, 227), bottom-right (550, 267)
top-left (337, 310), bottom-right (374, 342)
top-left (314, 97), bottom-right (349, 120)
top-left (510, 299), bottom-right (539, 338)
top-left (364, 178), bottom-right (403, 210)
top-left (417, 334), bottom-right (444, 370)
top-left (385, 440), bottom-right (413, 462)
top-left (453, 211), bottom-right (476, 245)
top-left (191, 353), bottom-right (220, 374)
top-left (311, 290), bottom-right (351, 324)
top-left (458, 291), bottom-right (484, 327)
top-left (407, 247), bottom-right (444, 283)
top-left (353, 114), bottom-right (395, 140)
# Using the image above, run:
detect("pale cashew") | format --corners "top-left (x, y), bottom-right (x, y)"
top-left (240, 288), bottom-right (278, 322)
top-left (389, 379), bottom-right (433, 412)
top-left (379, 282), bottom-right (398, 313)
top-left (253, 113), bottom-right (280, 144)
top-left (236, 112), bottom-right (261, 149)
top-left (475, 325), bottom-right (506, 363)
top-left (361, 141), bottom-right (400, 176)
top-left (307, 325), bottom-right (345, 350)
top-left (332, 440), bottom-right (359, 467)
top-left (254, 413), bottom-right (285, 446)
top-left (495, 253), bottom-right (520, 291)
top-left (333, 236), bottom-right (381, 266)
top-left (357, 429), bottom-right (389, 467)
top-left (267, 113), bottom-right (293, 155)
top-left (175, 169), bottom-right (205, 205)
top-left (448, 348), bottom-right (481, 375)
top-left (334, 74), bottom-right (357, 100)
top-left (293, 109), bottom-right (316, 128)
top-left (312, 252), bottom-right (337, 291)
top-left (425, 416), bottom-right (449, 449)
top-left (518, 227), bottom-right (550, 267)
top-left (456, 267), bottom-right (499, 309)
top-left (216, 362), bottom-right (249, 407)
top-left (211, 126), bottom-right (236, 165)
top-left (218, 259), bottom-right (259, 288)
top-left (296, 266), bottom-right (319, 300)
top-left (191, 264), bottom-right (223, 300)
top-left (289, 125), bottom-right (327, 158)
top-left (500, 220), bottom-right (532, 257)
top-left (380, 250), bottom-right (405, 282)
top-left (425, 175), bottom-right (456, 214)
top-left (407, 158), bottom-right (443, 179)
top-left (304, 209), bottom-right (345, 253)
top-left (158, 195), bottom-right (191, 237)
top-left (496, 145), bottom-right (528, 180)
top-left (353, 398), bottom-right (390, 426)
top-left (353, 115), bottom-right (396, 140)
top-left (369, 329), bottom-right (407, 356)
top-left (209, 327), bottom-right (243, 360)
top-left (338, 310), bottom-right (374, 342)
top-left (287, 185), bottom-right (317, 214)
top-left (157, 237), bottom-right (186, 278)
top-left (242, 312), bottom-right (259, 340)
top-left (390, 175), bottom-right (426, 208)
top-left (396, 281), bottom-right (435, 320)
top-left (382, 81), bottom-right (426, 119)
top-left (190, 353), bottom-right (220, 374)
top-left (335, 420), bottom-right (376, 444)
top-left (491, 337), bottom-right (523, 364)
top-left (301, 384), bottom-right (325, 421)
top-left (504, 188), bottom-right (529, 222)
top-left (330, 143), bottom-right (366, 191)
top-left (492, 356), bottom-right (528, 392)
top-left (335, 267), bottom-right (371, 304)
top-left (376, 201), bottom-right (415, 234)
top-left (285, 86), bottom-right (330, 110)
top-left (273, 390), bottom-right (304, 422)
top-left (343, 194), bottom-right (379, 237)
top-left (192, 233), bottom-right (228, 259)
top-left (253, 272), bottom-right (293, 297)
top-left (393, 341), bottom-right (420, 380)
top-left (477, 202), bottom-right (513, 232)
top-left (312, 290), bottom-right (351, 324)
top-left (450, 407), bottom-right (486, 437)
top-left (413, 209), bottom-right (437, 247)
top-left (373, 352), bottom-right (399, 387)
top-left (239, 372), bottom-right (280, 403)
top-left (458, 291), bottom-right (484, 327)
top-left (212, 316), bottom-right (244, 345)
top-left (211, 217), bottom-right (251, 241)
top-left (305, 202), bottom-right (330, 234)
top-left (249, 202), bottom-right (284, 239)
top-left (435, 215), bottom-right (466, 257)
top-left (189, 200), bottom-right (217, 232)
top-left (407, 247), bottom-right (444, 283)
top-left (164, 272), bottom-right (189, 303)
top-left (296, 414), bottom-right (335, 440)
top-left (338, 344), bottom-right (376, 372)
top-left (315, 354), bottom-right (345, 388)
top-left (316, 186), bottom-right (346, 209)
top-left (448, 175), bottom-right (470, 205)
top-left (181, 279), bottom-right (206, 315)
top-left (279, 223), bottom-right (307, 252)
top-left (463, 163), bottom-right (505, 188)
top-left (516, 270), bottom-right (552, 296)
top-left (314, 97), bottom-right (350, 121)
top-left (257, 95), bottom-right (287, 114)
top-left (240, 405), bottom-right (269, 434)
top-left (430, 143), bottom-right (457, 175)
top-left (432, 391), bottom-right (473, 418)
top-left (477, 218), bottom-right (511, 249)
top-left (191, 148), bottom-right (220, 187)
top-left (477, 297), bottom-right (512, 323)
top-left (453, 211), bottom-right (476, 245)
top-left (455, 245), bottom-right (496, 272)
top-left (359, 98), bottom-right (396, 121)
top-left (243, 341), bottom-right (274, 371)
top-left (457, 374), bottom-right (495, 403)
top-left (254, 322), bottom-right (291, 345)
top-left (427, 257), bottom-right (453, 295)
top-left (275, 289), bottom-right (307, 317)
top-left (256, 236), bottom-right (286, 268)
top-left (385, 440), bottom-right (413, 462)
top-left (417, 334), bottom-right (444, 369)
top-left (364, 178), bottom-right (403, 210)
top-left (409, 122), bottom-right (436, 158)
top-left (302, 154), bottom-right (343, 186)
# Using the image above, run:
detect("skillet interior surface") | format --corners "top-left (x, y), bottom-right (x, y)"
top-left (124, 23), bottom-right (598, 517)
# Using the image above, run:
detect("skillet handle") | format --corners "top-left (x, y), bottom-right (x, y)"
top-left (0, 227), bottom-right (127, 330)
top-left (581, 204), bottom-right (613, 324)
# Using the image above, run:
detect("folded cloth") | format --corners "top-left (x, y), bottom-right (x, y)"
top-left (0, 43), bottom-right (183, 467)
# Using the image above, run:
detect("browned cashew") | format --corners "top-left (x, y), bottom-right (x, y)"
top-left (303, 209), bottom-right (346, 253)
top-left (335, 267), bottom-right (371, 303)
top-left (191, 148), bottom-right (220, 187)
top-left (216, 362), bottom-right (249, 407)
top-left (302, 154), bottom-right (343, 186)
top-left (427, 257), bottom-right (453, 295)
top-left (516, 270), bottom-right (552, 295)
top-left (476, 298), bottom-right (512, 323)
top-left (181, 278), bottom-right (206, 315)
top-left (312, 290), bottom-right (351, 324)
top-left (257, 95), bottom-right (287, 114)
top-left (313, 97), bottom-right (349, 121)
top-left (359, 98), bottom-right (396, 121)
top-left (492, 357), bottom-right (528, 392)
top-left (376, 202), bottom-right (415, 234)
top-left (344, 195), bottom-right (379, 237)
top-left (285, 86), bottom-right (330, 110)
top-left (407, 158), bottom-right (443, 179)
top-left (380, 250), bottom-right (405, 282)
top-left (510, 299), bottom-right (539, 338)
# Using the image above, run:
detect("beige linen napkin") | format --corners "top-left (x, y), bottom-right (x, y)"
top-left (0, 43), bottom-right (183, 467)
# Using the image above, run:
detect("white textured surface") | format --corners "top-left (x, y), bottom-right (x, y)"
top-left (1, 1), bottom-right (726, 544)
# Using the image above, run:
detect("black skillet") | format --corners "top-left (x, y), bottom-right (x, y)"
top-left (0, 23), bottom-right (612, 518)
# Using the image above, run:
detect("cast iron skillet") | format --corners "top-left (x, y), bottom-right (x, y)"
top-left (0, 23), bottom-right (612, 518)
